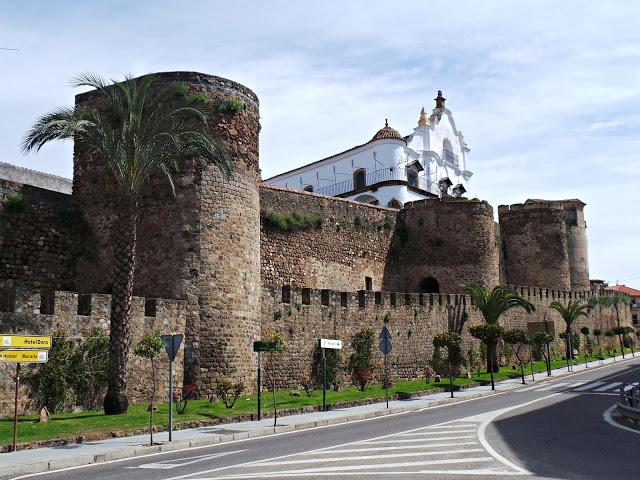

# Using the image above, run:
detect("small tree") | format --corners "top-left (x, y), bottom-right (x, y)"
top-left (469, 323), bottom-right (504, 390)
top-left (610, 326), bottom-right (628, 358)
top-left (261, 331), bottom-right (285, 426)
top-left (133, 332), bottom-right (164, 445)
top-left (348, 330), bottom-right (375, 392)
top-left (532, 331), bottom-right (554, 373)
top-left (580, 326), bottom-right (590, 367)
top-left (432, 332), bottom-right (462, 398)
top-left (550, 300), bottom-right (589, 361)
top-left (502, 329), bottom-right (530, 384)
top-left (593, 328), bottom-right (603, 359)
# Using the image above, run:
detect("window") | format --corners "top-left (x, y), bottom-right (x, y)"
top-left (358, 290), bottom-right (366, 308)
top-left (77, 294), bottom-right (92, 316)
top-left (145, 299), bottom-right (157, 317)
top-left (365, 276), bottom-right (373, 291)
top-left (407, 171), bottom-right (418, 187)
top-left (341, 292), bottom-right (348, 308)
top-left (633, 315), bottom-right (638, 325)
top-left (0, 288), bottom-right (15, 313)
top-left (387, 198), bottom-right (403, 209)
top-left (321, 289), bottom-right (330, 306)
top-left (40, 290), bottom-right (55, 315)
top-left (375, 291), bottom-right (383, 306)
top-left (302, 288), bottom-right (311, 305)
top-left (353, 168), bottom-right (366, 190)
top-left (443, 139), bottom-right (458, 165)
top-left (303, 185), bottom-right (314, 192)
top-left (419, 277), bottom-right (440, 294)
top-left (282, 285), bottom-right (291, 304)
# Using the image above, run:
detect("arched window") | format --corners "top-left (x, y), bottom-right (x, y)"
top-left (419, 277), bottom-right (440, 294)
top-left (353, 168), bottom-right (366, 190)
top-left (303, 185), bottom-right (314, 192)
top-left (353, 194), bottom-right (379, 206)
top-left (443, 139), bottom-right (457, 165)
top-left (387, 198), bottom-right (403, 209)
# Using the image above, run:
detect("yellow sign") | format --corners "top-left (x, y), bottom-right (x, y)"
top-left (1, 335), bottom-right (52, 349)
top-left (0, 350), bottom-right (48, 363)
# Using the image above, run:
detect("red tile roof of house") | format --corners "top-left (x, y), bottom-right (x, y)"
top-left (606, 284), bottom-right (640, 296)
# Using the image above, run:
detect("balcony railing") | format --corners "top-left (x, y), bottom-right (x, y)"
top-left (315, 168), bottom-right (431, 197)
top-left (443, 149), bottom-right (458, 165)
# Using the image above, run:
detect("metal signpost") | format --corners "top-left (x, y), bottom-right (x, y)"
top-left (319, 339), bottom-right (343, 412)
top-left (378, 326), bottom-right (392, 408)
top-left (161, 334), bottom-right (183, 442)
top-left (252, 341), bottom-right (265, 420)
top-left (0, 334), bottom-right (52, 452)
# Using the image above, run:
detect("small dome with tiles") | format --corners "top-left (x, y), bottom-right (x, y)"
top-left (370, 119), bottom-right (405, 143)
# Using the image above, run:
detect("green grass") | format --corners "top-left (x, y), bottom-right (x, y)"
top-left (2, 347), bottom-right (635, 446)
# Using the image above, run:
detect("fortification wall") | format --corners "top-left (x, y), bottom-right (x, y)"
top-left (499, 203), bottom-right (572, 290)
top-left (0, 179), bottom-right (81, 291)
top-left (0, 288), bottom-right (186, 418)
top-left (384, 199), bottom-right (500, 294)
top-left (260, 185), bottom-right (396, 291)
top-left (72, 71), bottom-right (262, 393)
top-left (260, 284), bottom-right (628, 389)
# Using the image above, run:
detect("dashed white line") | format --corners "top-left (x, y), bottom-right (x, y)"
top-left (594, 382), bottom-right (622, 392)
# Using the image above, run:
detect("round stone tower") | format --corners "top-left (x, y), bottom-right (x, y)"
top-left (384, 198), bottom-right (500, 294)
top-left (73, 72), bottom-right (261, 392)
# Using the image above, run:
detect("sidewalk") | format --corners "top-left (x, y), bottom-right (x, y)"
top-left (1, 353), bottom-right (637, 479)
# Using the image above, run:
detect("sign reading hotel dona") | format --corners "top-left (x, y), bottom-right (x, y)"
top-left (320, 338), bottom-right (343, 349)
top-left (1, 335), bottom-right (52, 349)
top-left (0, 350), bottom-right (48, 363)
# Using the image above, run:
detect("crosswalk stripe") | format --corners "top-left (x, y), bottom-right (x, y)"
top-left (398, 429), bottom-right (475, 436)
top-left (362, 435), bottom-right (475, 444)
top-left (593, 382), bottom-right (622, 392)
top-left (252, 449), bottom-right (486, 466)
top-left (573, 381), bottom-right (605, 391)
top-left (310, 441), bottom-right (479, 454)
top-left (534, 382), bottom-right (568, 391)
top-left (424, 424), bottom-right (478, 429)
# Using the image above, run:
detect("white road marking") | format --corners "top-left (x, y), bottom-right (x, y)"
top-left (573, 381), bottom-right (605, 391)
top-left (594, 382), bottom-right (622, 392)
top-left (603, 405), bottom-right (640, 435)
top-left (252, 449), bottom-right (486, 466)
top-left (533, 382), bottom-right (569, 391)
top-left (132, 450), bottom-right (247, 470)
top-left (398, 429), bottom-right (475, 436)
top-left (361, 435), bottom-right (476, 444)
top-left (309, 442), bottom-right (479, 453)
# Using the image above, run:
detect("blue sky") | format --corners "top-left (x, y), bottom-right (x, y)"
top-left (1, 1), bottom-right (639, 285)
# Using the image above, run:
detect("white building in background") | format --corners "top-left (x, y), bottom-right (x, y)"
top-left (263, 91), bottom-right (473, 208)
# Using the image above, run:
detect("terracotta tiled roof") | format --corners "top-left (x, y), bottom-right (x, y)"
top-left (370, 123), bottom-right (405, 142)
top-left (606, 284), bottom-right (640, 296)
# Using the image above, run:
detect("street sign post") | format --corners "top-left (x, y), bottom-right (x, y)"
top-left (528, 318), bottom-right (555, 376)
top-left (161, 334), bottom-right (183, 441)
top-left (1, 334), bottom-right (52, 452)
top-left (2, 335), bottom-right (51, 349)
top-left (379, 326), bottom-right (392, 408)
top-left (319, 339), bottom-right (342, 412)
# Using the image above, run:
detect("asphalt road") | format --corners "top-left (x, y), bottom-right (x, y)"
top-left (12, 359), bottom-right (640, 480)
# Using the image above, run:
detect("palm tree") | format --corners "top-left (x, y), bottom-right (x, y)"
top-left (23, 73), bottom-right (231, 414)
top-left (550, 300), bottom-right (589, 362)
top-left (463, 283), bottom-right (535, 372)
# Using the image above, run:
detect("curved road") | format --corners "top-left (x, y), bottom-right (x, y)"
top-left (13, 359), bottom-right (640, 480)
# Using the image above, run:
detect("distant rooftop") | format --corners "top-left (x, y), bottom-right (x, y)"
top-left (0, 162), bottom-right (72, 194)
top-left (606, 284), bottom-right (640, 296)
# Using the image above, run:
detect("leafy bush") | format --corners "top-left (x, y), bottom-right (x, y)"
top-left (300, 378), bottom-right (315, 397)
top-left (312, 344), bottom-right (341, 389)
top-left (174, 383), bottom-right (197, 414)
top-left (3, 192), bottom-right (27, 213)
top-left (23, 329), bottom-right (109, 413)
top-left (215, 95), bottom-right (246, 114)
top-left (263, 211), bottom-right (323, 231)
top-left (214, 377), bottom-right (245, 408)
top-left (348, 330), bottom-right (375, 390)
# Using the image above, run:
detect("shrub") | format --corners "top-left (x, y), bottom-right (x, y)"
top-left (214, 377), bottom-right (245, 408)
top-left (174, 383), bottom-right (197, 414)
top-left (3, 192), bottom-right (27, 213)
top-left (68, 327), bottom-right (109, 411)
top-left (352, 369), bottom-right (375, 392)
top-left (263, 211), bottom-right (323, 231)
top-left (215, 95), bottom-right (246, 114)
top-left (312, 344), bottom-right (341, 389)
top-left (300, 378), bottom-right (315, 397)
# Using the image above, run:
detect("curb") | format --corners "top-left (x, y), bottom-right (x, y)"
top-left (3, 354), bottom-right (638, 479)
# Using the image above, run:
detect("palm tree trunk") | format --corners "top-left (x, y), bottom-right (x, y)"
top-left (486, 341), bottom-right (499, 373)
top-left (104, 203), bottom-right (137, 415)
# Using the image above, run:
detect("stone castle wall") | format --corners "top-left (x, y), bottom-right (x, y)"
top-left (0, 179), bottom-right (80, 292)
top-left (499, 203), bottom-right (572, 290)
top-left (260, 185), bottom-right (396, 292)
top-left (260, 284), bottom-right (629, 389)
top-left (0, 288), bottom-right (186, 417)
top-left (386, 199), bottom-right (500, 294)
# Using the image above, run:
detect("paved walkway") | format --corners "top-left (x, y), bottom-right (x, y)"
top-left (1, 353), bottom-right (636, 479)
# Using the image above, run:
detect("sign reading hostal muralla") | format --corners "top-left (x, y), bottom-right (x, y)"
top-left (1, 335), bottom-right (52, 349)
top-left (0, 350), bottom-right (48, 363)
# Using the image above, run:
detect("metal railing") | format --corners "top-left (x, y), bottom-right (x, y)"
top-left (315, 167), bottom-right (431, 197)
top-left (443, 149), bottom-right (458, 165)
top-left (617, 383), bottom-right (640, 421)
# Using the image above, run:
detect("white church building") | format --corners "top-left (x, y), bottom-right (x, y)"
top-left (263, 91), bottom-right (473, 208)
